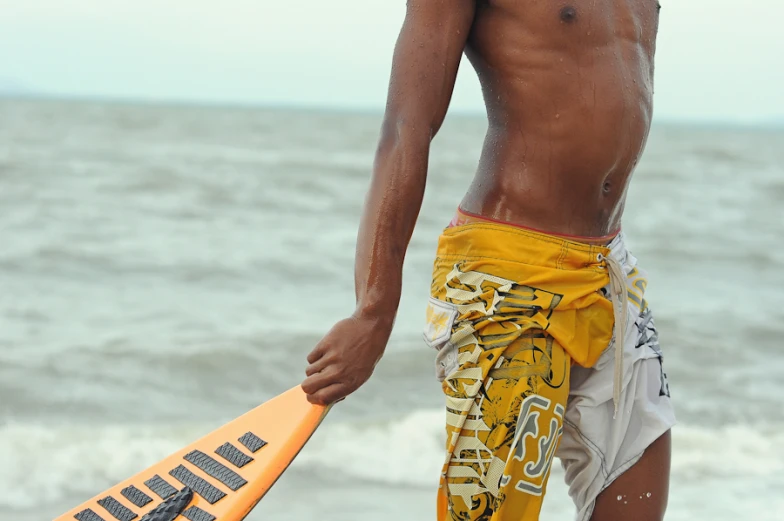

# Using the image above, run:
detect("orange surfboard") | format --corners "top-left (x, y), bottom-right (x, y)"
top-left (54, 386), bottom-right (330, 521)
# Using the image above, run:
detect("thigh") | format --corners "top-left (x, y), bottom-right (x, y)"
top-left (590, 430), bottom-right (672, 521)
top-left (558, 354), bottom-right (676, 521)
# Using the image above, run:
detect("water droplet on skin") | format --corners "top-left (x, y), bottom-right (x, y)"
top-left (617, 495), bottom-right (623, 501)
top-left (647, 492), bottom-right (652, 498)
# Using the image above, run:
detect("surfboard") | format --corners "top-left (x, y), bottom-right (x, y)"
top-left (54, 385), bottom-right (330, 521)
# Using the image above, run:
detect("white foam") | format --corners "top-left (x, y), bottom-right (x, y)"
top-left (671, 423), bottom-right (784, 477)
top-left (294, 409), bottom-right (446, 487)
top-left (297, 411), bottom-right (784, 484)
top-left (1, 412), bottom-right (782, 510)
top-left (0, 421), bottom-right (203, 509)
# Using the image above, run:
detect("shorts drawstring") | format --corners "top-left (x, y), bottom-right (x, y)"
top-left (598, 252), bottom-right (628, 419)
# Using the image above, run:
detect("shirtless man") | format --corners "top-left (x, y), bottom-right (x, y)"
top-left (302, 1), bottom-right (675, 520)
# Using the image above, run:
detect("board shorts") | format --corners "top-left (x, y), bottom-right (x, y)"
top-left (423, 210), bottom-right (676, 521)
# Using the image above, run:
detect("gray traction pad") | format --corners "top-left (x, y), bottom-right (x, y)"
top-left (238, 432), bottom-right (267, 453)
top-left (143, 475), bottom-right (178, 500)
top-left (215, 442), bottom-right (253, 468)
top-left (121, 485), bottom-right (153, 508)
top-left (169, 465), bottom-right (226, 504)
top-left (181, 506), bottom-right (216, 521)
top-left (75, 509), bottom-right (106, 521)
top-left (97, 496), bottom-right (138, 521)
top-left (184, 450), bottom-right (247, 491)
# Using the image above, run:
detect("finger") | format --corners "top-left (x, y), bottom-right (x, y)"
top-left (301, 366), bottom-right (339, 396)
top-left (305, 355), bottom-right (332, 377)
top-left (306, 340), bottom-right (329, 364)
top-left (306, 382), bottom-right (351, 406)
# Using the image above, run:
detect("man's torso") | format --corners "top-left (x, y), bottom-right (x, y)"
top-left (459, 0), bottom-right (661, 238)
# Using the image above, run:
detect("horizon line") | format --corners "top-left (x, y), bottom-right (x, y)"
top-left (1, 91), bottom-right (782, 130)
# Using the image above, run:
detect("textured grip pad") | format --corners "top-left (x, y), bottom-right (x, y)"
top-left (143, 475), bottom-right (178, 500)
top-left (184, 450), bottom-right (247, 491)
top-left (121, 486), bottom-right (153, 508)
top-left (169, 465), bottom-right (226, 504)
top-left (238, 432), bottom-right (267, 453)
top-left (97, 496), bottom-right (137, 521)
top-left (181, 506), bottom-right (216, 521)
top-left (75, 509), bottom-right (106, 521)
top-left (214, 442), bottom-right (253, 468)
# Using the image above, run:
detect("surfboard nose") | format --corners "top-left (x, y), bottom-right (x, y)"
top-left (54, 386), bottom-right (330, 521)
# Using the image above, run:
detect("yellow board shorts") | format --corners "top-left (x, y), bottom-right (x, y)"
top-left (424, 212), bottom-right (676, 521)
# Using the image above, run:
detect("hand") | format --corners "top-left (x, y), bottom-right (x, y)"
top-left (302, 313), bottom-right (393, 406)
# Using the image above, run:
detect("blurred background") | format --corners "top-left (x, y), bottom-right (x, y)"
top-left (1, 1), bottom-right (783, 520)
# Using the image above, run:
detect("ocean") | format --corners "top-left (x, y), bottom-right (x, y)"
top-left (1, 99), bottom-right (783, 520)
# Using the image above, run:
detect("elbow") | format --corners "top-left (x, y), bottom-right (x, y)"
top-left (379, 112), bottom-right (434, 153)
top-left (372, 114), bottom-right (431, 182)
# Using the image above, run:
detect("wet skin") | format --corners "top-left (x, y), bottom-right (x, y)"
top-left (461, 0), bottom-right (661, 237)
top-left (303, 2), bottom-right (670, 518)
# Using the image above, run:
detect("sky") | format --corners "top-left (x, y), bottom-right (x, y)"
top-left (1, 1), bottom-right (782, 125)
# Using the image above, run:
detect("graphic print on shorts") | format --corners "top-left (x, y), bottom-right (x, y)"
top-left (428, 263), bottom-right (572, 521)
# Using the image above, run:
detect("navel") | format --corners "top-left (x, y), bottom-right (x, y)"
top-left (560, 6), bottom-right (578, 23)
top-left (602, 181), bottom-right (612, 194)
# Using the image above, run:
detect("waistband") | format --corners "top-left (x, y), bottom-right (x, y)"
top-left (442, 211), bottom-right (613, 272)
top-left (449, 208), bottom-right (622, 245)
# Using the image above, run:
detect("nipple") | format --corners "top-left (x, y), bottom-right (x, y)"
top-left (560, 6), bottom-right (578, 23)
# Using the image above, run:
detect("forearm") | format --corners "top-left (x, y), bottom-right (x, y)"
top-left (349, 0), bottom-right (475, 324)
top-left (302, 0), bottom-right (476, 404)
top-left (353, 119), bottom-right (430, 323)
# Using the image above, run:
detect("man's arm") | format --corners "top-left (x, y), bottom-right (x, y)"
top-left (302, 0), bottom-right (476, 405)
